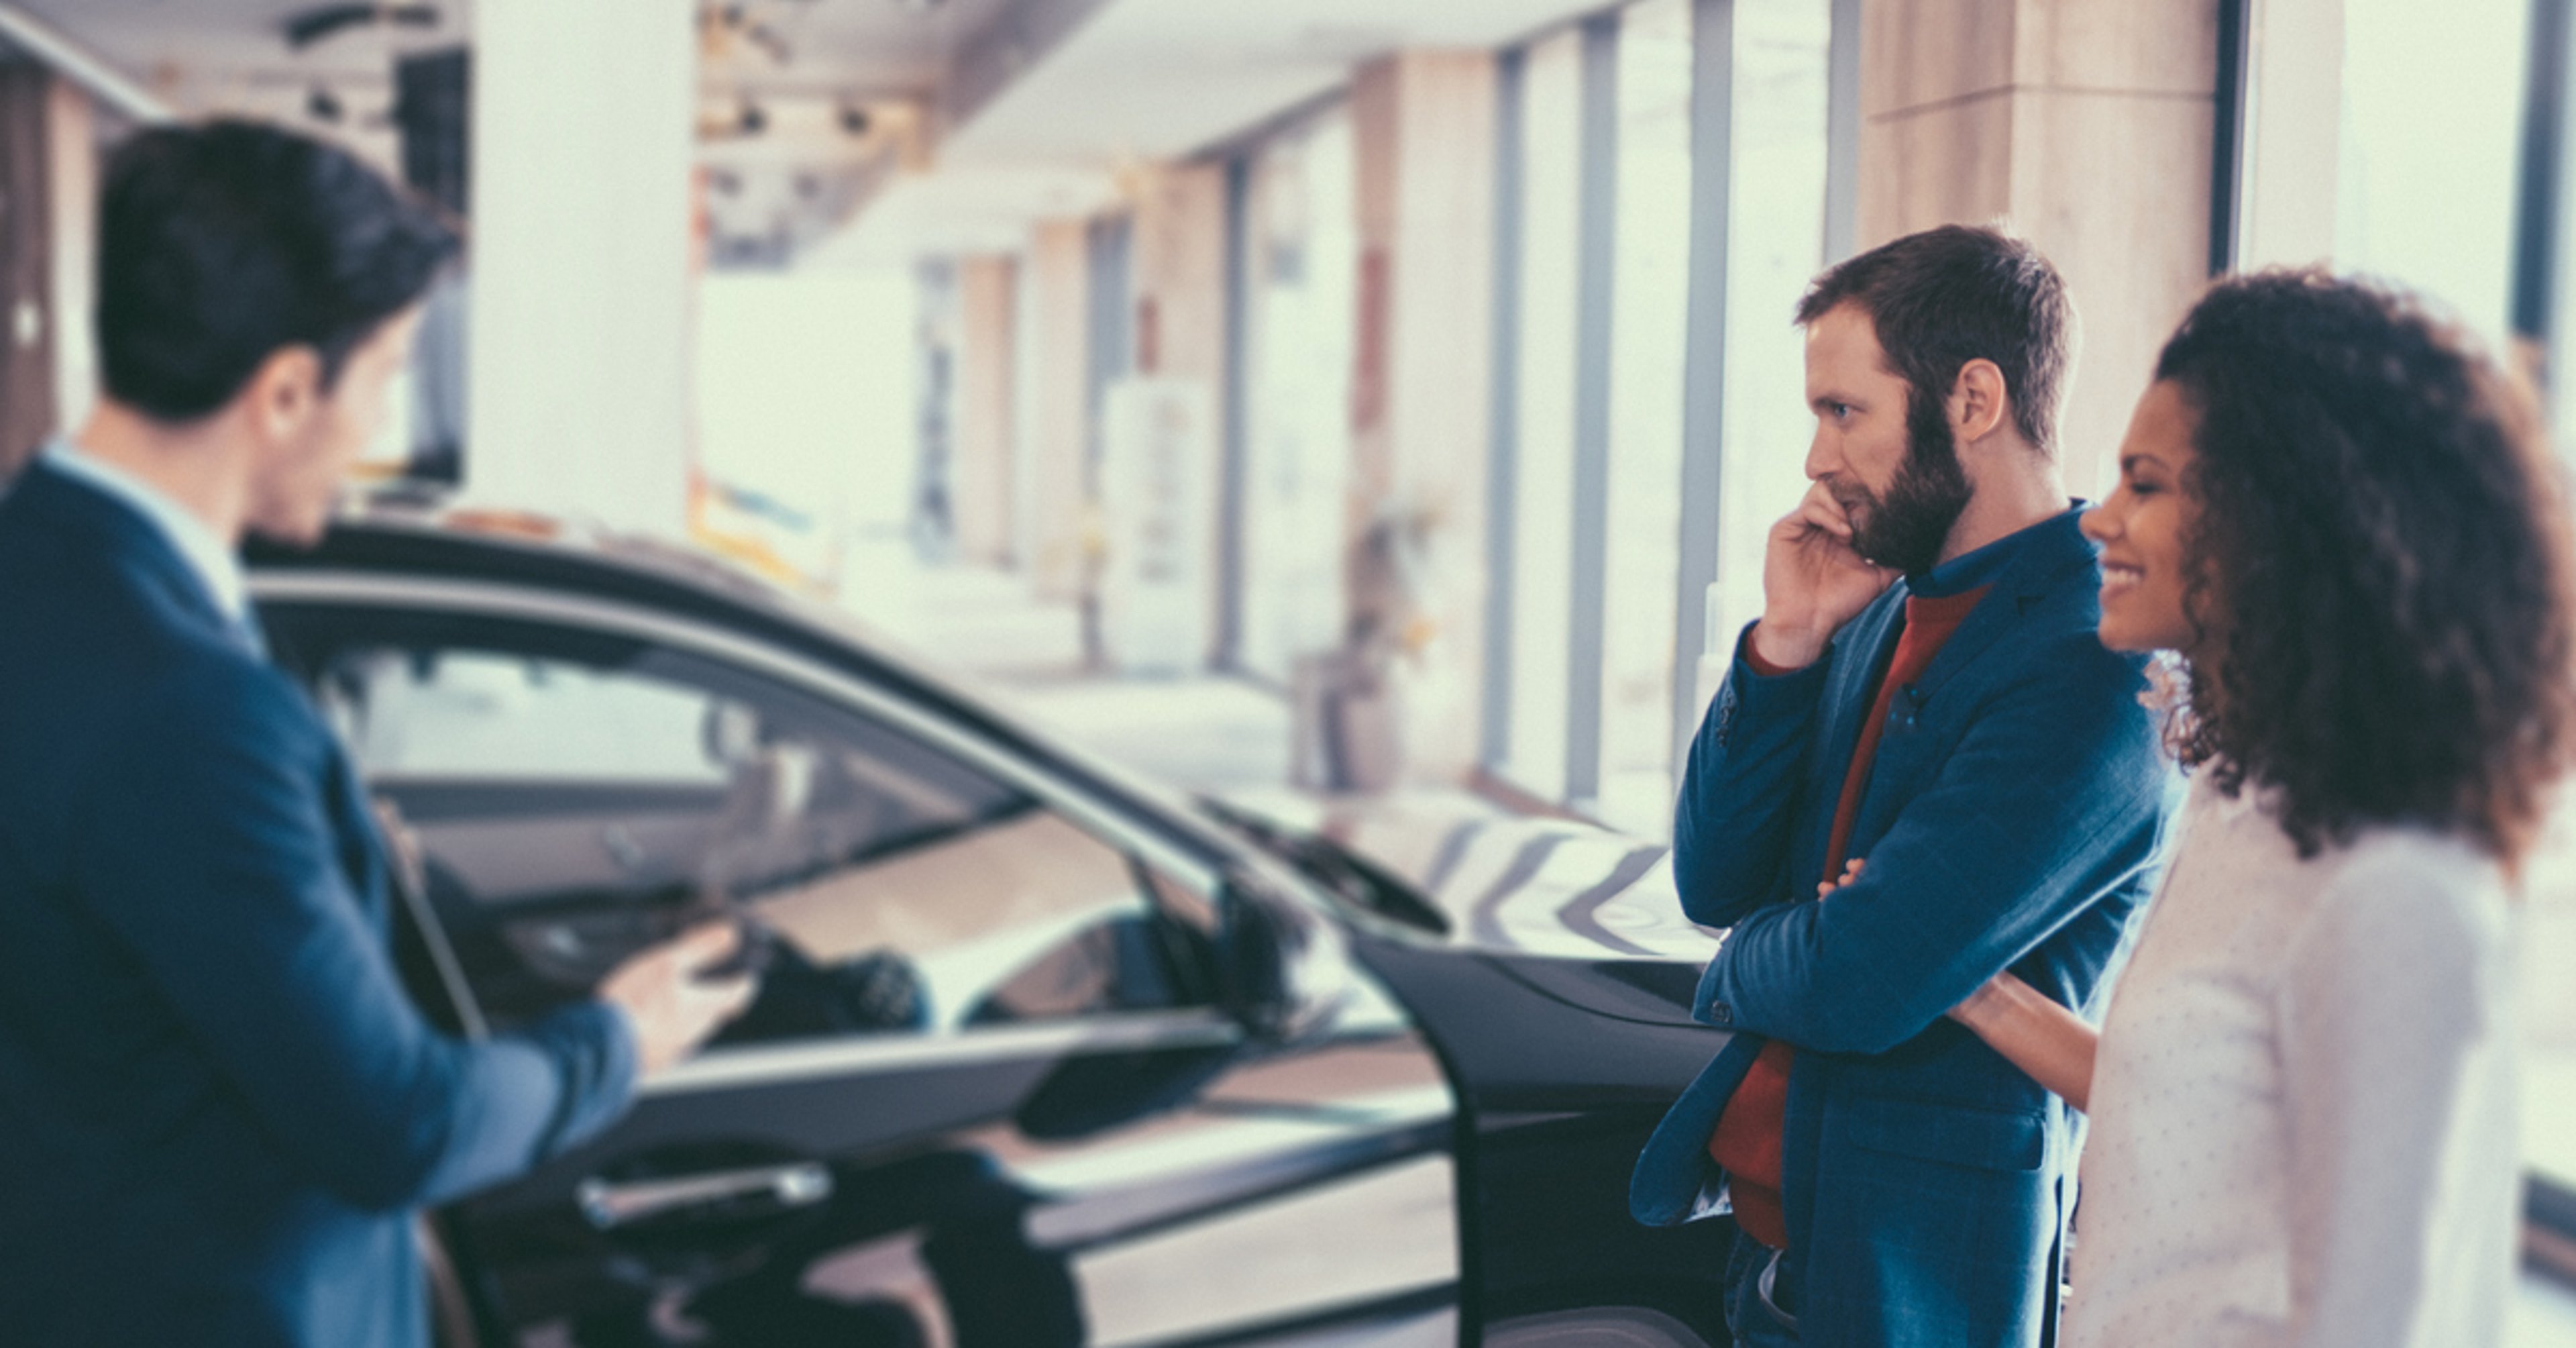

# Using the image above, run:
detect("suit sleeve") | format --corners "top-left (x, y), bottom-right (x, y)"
top-left (1698, 642), bottom-right (2166, 1054)
top-left (70, 663), bottom-right (638, 1211)
top-left (1670, 623), bottom-right (1835, 930)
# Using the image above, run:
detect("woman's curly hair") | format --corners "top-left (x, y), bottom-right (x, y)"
top-left (2157, 269), bottom-right (2576, 868)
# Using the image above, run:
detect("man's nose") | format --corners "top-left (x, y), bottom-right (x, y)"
top-left (1805, 435), bottom-right (1835, 482)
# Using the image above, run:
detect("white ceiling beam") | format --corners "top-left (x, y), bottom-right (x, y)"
top-left (938, 0), bottom-right (1119, 140)
top-left (0, 2), bottom-right (171, 123)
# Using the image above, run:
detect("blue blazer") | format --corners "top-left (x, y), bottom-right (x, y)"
top-left (0, 461), bottom-right (636, 1347)
top-left (1631, 509), bottom-right (2177, 1347)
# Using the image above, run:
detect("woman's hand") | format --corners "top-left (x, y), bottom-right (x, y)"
top-left (1947, 972), bottom-right (2017, 1035)
top-left (1821, 858), bottom-right (2096, 1110)
top-left (1946, 971), bottom-right (2098, 1113)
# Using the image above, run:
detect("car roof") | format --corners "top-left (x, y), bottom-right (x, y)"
top-left (247, 514), bottom-right (1240, 872)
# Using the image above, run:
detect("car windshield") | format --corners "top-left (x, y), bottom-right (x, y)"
top-left (1195, 798), bottom-right (1448, 936)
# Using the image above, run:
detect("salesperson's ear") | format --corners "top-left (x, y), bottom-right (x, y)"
top-left (241, 344), bottom-right (324, 448)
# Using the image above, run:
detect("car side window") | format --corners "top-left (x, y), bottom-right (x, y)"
top-left (270, 605), bottom-right (1216, 1045)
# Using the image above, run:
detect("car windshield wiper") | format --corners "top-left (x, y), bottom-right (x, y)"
top-left (1195, 798), bottom-right (1450, 936)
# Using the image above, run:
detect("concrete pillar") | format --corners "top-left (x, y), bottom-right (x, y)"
top-left (0, 65), bottom-right (91, 474)
top-left (1126, 162), bottom-right (1229, 660)
top-left (44, 76), bottom-right (91, 444)
top-left (1012, 259), bottom-right (1044, 573)
top-left (1349, 51), bottom-right (1498, 783)
top-left (467, 0), bottom-right (697, 536)
top-left (1858, 0), bottom-right (2218, 495)
top-left (1129, 164), bottom-right (1228, 387)
top-left (2, 64), bottom-right (51, 470)
top-left (1026, 218), bottom-right (1093, 600)
top-left (953, 254), bottom-right (1019, 566)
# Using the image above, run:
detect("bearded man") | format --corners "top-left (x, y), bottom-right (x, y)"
top-left (1628, 225), bottom-right (2178, 1347)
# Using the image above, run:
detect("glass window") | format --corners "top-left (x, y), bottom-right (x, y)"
top-left (2337, 0), bottom-right (2576, 1207)
top-left (2530, 819), bottom-right (2576, 1199)
top-left (1502, 26), bottom-right (1589, 800)
top-left (1238, 109), bottom-right (1358, 684)
top-left (2335, 0), bottom-right (2528, 346)
top-left (1597, 0), bottom-right (1697, 835)
top-left (1701, 0), bottom-right (1832, 726)
top-left (338, 649), bottom-right (728, 785)
top-left (278, 607), bottom-right (1214, 1045)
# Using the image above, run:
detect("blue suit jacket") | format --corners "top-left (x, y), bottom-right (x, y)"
top-left (1631, 509), bottom-right (2177, 1347)
top-left (0, 461), bottom-right (636, 1347)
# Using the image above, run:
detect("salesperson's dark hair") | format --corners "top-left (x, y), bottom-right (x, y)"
top-left (96, 118), bottom-right (457, 423)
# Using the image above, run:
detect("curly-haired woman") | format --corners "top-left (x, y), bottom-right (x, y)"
top-left (1938, 269), bottom-right (2576, 1347)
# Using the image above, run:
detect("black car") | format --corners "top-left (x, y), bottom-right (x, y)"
top-left (246, 516), bottom-right (1739, 1348)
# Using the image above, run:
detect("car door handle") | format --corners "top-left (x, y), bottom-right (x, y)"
top-left (576, 1161), bottom-right (834, 1231)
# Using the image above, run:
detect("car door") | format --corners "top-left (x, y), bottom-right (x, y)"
top-left (258, 578), bottom-right (1461, 1348)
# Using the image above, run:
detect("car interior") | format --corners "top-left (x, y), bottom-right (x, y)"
top-left (274, 612), bottom-right (1220, 1048)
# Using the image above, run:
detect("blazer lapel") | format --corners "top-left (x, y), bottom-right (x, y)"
top-left (319, 735), bottom-right (394, 934)
top-left (1904, 509), bottom-right (2098, 711)
top-left (1792, 582), bottom-right (1909, 881)
top-left (1837, 511), bottom-right (2100, 852)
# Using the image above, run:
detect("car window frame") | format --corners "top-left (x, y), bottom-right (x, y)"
top-left (255, 570), bottom-right (1243, 1082)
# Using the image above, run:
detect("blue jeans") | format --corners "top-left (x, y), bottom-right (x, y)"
top-left (1725, 1225), bottom-right (1800, 1345)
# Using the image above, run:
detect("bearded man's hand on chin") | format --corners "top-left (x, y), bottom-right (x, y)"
top-left (1751, 480), bottom-right (1898, 670)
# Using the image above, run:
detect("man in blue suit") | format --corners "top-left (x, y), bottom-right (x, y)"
top-left (1631, 226), bottom-right (2176, 1346)
top-left (0, 120), bottom-right (755, 1346)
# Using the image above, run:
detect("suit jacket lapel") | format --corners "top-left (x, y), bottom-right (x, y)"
top-left (320, 745), bottom-right (393, 934)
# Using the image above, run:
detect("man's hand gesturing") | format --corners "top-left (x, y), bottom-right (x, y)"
top-left (599, 923), bottom-right (759, 1078)
top-left (1752, 481), bottom-right (1897, 670)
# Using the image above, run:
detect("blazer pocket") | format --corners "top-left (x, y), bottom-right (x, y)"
top-left (1843, 1097), bottom-right (2047, 1172)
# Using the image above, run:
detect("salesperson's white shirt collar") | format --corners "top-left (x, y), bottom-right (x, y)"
top-left (43, 437), bottom-right (250, 626)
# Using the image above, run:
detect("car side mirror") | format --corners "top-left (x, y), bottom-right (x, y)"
top-left (1214, 865), bottom-right (1353, 1043)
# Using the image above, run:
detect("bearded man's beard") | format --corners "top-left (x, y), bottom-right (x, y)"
top-left (1835, 387), bottom-right (1974, 574)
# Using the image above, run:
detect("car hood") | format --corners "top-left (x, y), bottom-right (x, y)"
top-left (1211, 786), bottom-right (1723, 965)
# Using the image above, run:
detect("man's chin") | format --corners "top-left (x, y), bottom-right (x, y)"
top-left (246, 511), bottom-right (332, 550)
top-left (1851, 520), bottom-right (1948, 575)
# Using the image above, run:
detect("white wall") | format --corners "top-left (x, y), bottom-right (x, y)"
top-left (466, 0), bottom-right (697, 536)
top-left (696, 268), bottom-right (918, 554)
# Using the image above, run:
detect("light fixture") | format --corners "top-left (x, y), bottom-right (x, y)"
top-left (282, 3), bottom-right (438, 50)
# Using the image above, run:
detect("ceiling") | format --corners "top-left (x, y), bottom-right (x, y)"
top-left (837, 0), bottom-right (1614, 263)
top-left (6, 0), bottom-right (1619, 263)
top-left (947, 0), bottom-right (1607, 167)
top-left (4, 0), bottom-right (1013, 102)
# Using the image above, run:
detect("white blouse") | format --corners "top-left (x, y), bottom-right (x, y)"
top-left (2067, 776), bottom-right (2522, 1348)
